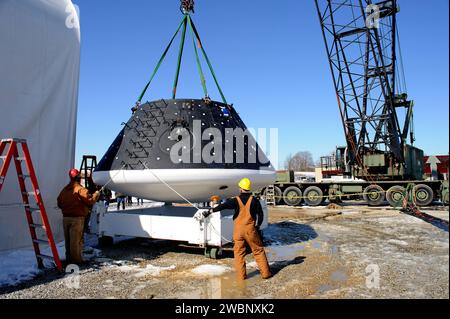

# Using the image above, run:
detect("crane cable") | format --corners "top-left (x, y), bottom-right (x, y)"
top-left (187, 15), bottom-right (208, 98)
top-left (136, 11), bottom-right (228, 105)
top-left (137, 17), bottom-right (186, 103)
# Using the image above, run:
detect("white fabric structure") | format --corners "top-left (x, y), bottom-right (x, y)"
top-left (0, 0), bottom-right (80, 251)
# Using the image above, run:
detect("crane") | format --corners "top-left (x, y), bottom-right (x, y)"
top-left (315, 0), bottom-right (421, 181)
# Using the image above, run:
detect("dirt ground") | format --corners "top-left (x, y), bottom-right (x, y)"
top-left (1, 203), bottom-right (448, 299)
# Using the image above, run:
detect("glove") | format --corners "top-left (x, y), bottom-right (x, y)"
top-left (193, 209), bottom-right (211, 221)
top-left (203, 209), bottom-right (213, 218)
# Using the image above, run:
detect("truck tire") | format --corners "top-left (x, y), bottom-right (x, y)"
top-left (274, 186), bottom-right (283, 205)
top-left (303, 186), bottom-right (323, 207)
top-left (413, 184), bottom-right (434, 207)
top-left (205, 247), bottom-right (223, 260)
top-left (363, 185), bottom-right (385, 206)
top-left (264, 186), bottom-right (283, 205)
top-left (283, 186), bottom-right (302, 206)
top-left (386, 186), bottom-right (406, 208)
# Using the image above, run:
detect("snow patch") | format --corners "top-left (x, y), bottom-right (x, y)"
top-left (0, 242), bottom-right (65, 288)
top-left (0, 234), bottom-right (105, 288)
top-left (116, 264), bottom-right (175, 277)
top-left (83, 247), bottom-right (103, 260)
top-left (191, 265), bottom-right (232, 276)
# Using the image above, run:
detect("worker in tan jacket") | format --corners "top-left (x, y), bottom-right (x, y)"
top-left (204, 178), bottom-right (272, 281)
top-left (57, 169), bottom-right (100, 265)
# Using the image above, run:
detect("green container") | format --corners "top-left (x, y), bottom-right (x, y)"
top-left (404, 145), bottom-right (424, 180)
top-left (363, 154), bottom-right (386, 167)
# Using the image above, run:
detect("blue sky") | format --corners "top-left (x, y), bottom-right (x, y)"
top-left (73, 0), bottom-right (449, 169)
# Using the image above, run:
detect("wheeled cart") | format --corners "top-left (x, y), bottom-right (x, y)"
top-left (90, 201), bottom-right (269, 259)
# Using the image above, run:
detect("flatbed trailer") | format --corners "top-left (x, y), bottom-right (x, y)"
top-left (265, 179), bottom-right (448, 207)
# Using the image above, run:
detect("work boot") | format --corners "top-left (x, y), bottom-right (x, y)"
top-left (261, 273), bottom-right (273, 280)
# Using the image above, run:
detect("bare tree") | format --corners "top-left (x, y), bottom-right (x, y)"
top-left (284, 153), bottom-right (293, 170)
top-left (284, 151), bottom-right (315, 172)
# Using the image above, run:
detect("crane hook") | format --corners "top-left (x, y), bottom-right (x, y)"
top-left (180, 0), bottom-right (195, 14)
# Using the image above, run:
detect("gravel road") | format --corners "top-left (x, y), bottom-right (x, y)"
top-left (1, 204), bottom-right (448, 299)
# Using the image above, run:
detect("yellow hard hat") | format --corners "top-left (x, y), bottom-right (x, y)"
top-left (238, 178), bottom-right (252, 191)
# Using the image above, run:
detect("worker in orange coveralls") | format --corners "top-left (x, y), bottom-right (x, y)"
top-left (57, 169), bottom-right (100, 265)
top-left (204, 178), bottom-right (272, 281)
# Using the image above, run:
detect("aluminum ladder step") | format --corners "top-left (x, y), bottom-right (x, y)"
top-left (24, 204), bottom-right (40, 210)
top-left (29, 224), bottom-right (45, 229)
top-left (22, 191), bottom-right (36, 196)
top-left (36, 254), bottom-right (54, 261)
top-left (33, 239), bottom-right (49, 245)
top-left (25, 207), bottom-right (41, 213)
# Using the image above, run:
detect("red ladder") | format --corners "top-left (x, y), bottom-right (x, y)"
top-left (0, 138), bottom-right (62, 272)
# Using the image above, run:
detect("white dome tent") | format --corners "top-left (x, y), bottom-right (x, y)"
top-left (0, 0), bottom-right (80, 251)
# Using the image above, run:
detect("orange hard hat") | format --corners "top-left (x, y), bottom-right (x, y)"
top-left (210, 195), bottom-right (221, 202)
